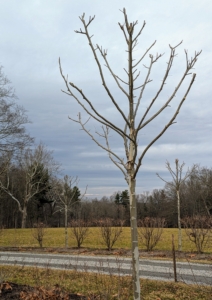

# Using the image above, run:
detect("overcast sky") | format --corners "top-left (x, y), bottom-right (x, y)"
top-left (0, 0), bottom-right (211, 198)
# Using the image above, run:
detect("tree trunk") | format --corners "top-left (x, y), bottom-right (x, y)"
top-left (65, 204), bottom-right (68, 248)
top-left (129, 176), bottom-right (140, 300)
top-left (21, 205), bottom-right (27, 229)
top-left (176, 189), bottom-right (182, 251)
top-left (128, 126), bottom-right (140, 299)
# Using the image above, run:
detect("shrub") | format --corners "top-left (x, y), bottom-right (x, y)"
top-left (31, 222), bottom-right (47, 248)
top-left (181, 215), bottom-right (212, 253)
top-left (138, 217), bottom-right (165, 251)
top-left (98, 218), bottom-right (124, 251)
top-left (69, 219), bottom-right (89, 248)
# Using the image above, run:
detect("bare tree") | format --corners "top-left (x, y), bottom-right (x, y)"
top-left (0, 143), bottom-right (58, 228)
top-left (195, 167), bottom-right (212, 216)
top-left (59, 9), bottom-right (201, 299)
top-left (53, 175), bottom-right (87, 248)
top-left (157, 159), bottom-right (196, 251)
top-left (0, 66), bottom-right (32, 153)
top-left (138, 217), bottom-right (165, 251)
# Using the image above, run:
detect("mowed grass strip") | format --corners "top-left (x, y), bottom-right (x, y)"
top-left (0, 264), bottom-right (211, 300)
top-left (0, 227), bottom-right (212, 252)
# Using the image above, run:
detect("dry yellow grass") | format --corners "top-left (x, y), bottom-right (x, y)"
top-left (0, 264), bottom-right (211, 300)
top-left (1, 227), bottom-right (211, 299)
top-left (0, 227), bottom-right (212, 253)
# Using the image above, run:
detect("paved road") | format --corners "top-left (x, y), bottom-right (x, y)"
top-left (0, 251), bottom-right (211, 285)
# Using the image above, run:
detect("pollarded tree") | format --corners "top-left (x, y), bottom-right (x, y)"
top-left (157, 159), bottom-right (197, 251)
top-left (59, 9), bottom-right (201, 300)
top-left (53, 175), bottom-right (86, 248)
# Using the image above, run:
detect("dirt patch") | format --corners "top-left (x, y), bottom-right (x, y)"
top-left (0, 282), bottom-right (89, 299)
top-left (1, 246), bottom-right (212, 263)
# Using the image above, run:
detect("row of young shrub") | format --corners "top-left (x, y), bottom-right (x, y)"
top-left (28, 215), bottom-right (212, 253)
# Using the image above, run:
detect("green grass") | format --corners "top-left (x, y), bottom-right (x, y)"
top-left (0, 264), bottom-right (211, 299)
top-left (1, 227), bottom-right (212, 253)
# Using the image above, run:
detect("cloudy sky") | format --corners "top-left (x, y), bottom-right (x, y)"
top-left (0, 0), bottom-right (211, 198)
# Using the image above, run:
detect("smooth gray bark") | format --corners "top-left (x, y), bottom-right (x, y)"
top-left (60, 8), bottom-right (201, 299)
top-left (176, 189), bottom-right (182, 251)
top-left (65, 204), bottom-right (68, 248)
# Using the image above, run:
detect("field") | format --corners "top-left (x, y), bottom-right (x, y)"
top-left (1, 227), bottom-right (212, 299)
top-left (0, 227), bottom-right (212, 253)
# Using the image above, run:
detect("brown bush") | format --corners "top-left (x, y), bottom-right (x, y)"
top-left (181, 215), bottom-right (212, 253)
top-left (69, 219), bottom-right (89, 248)
top-left (31, 222), bottom-right (47, 248)
top-left (97, 218), bottom-right (124, 251)
top-left (138, 217), bottom-right (165, 251)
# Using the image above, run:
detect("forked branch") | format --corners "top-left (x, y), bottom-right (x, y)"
top-left (59, 58), bottom-right (132, 141)
top-left (134, 73), bottom-right (197, 178)
top-left (75, 14), bottom-right (130, 127)
top-left (137, 48), bottom-right (201, 132)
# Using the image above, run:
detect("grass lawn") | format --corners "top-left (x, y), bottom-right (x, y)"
top-left (0, 227), bottom-right (212, 299)
top-left (0, 264), bottom-right (211, 299)
top-left (0, 227), bottom-right (212, 253)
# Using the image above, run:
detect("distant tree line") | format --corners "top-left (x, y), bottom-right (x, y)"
top-left (0, 165), bottom-right (212, 229)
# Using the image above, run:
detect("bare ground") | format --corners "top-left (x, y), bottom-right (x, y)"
top-left (0, 282), bottom-right (89, 299)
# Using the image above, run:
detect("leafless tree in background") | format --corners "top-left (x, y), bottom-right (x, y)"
top-left (0, 143), bottom-right (58, 228)
top-left (195, 167), bottom-right (212, 216)
top-left (60, 8), bottom-right (201, 299)
top-left (53, 175), bottom-right (87, 248)
top-left (157, 159), bottom-right (196, 251)
top-left (0, 66), bottom-right (32, 153)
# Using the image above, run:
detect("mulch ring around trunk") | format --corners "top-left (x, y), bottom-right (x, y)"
top-left (0, 282), bottom-right (90, 299)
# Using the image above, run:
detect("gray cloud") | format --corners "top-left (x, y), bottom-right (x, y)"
top-left (0, 0), bottom-right (211, 198)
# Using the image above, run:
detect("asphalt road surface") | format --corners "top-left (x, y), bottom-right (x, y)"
top-left (0, 251), bottom-right (211, 285)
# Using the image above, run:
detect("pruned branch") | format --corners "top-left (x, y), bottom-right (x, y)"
top-left (97, 45), bottom-right (129, 99)
top-left (132, 20), bottom-right (146, 43)
top-left (136, 42), bottom-right (182, 130)
top-left (134, 55), bottom-right (154, 119)
top-left (75, 15), bottom-right (130, 127)
top-left (118, 22), bottom-right (129, 44)
top-left (59, 58), bottom-right (132, 141)
top-left (132, 40), bottom-right (157, 68)
top-left (134, 73), bottom-right (197, 178)
top-left (137, 49), bottom-right (201, 131)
